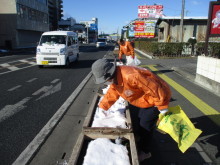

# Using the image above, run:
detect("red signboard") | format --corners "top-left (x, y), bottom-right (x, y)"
top-left (210, 4), bottom-right (220, 35)
top-left (134, 20), bottom-right (156, 38)
top-left (134, 21), bottom-right (145, 31)
top-left (138, 5), bottom-right (163, 18)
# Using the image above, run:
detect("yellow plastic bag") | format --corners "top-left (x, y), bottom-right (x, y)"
top-left (157, 105), bottom-right (202, 153)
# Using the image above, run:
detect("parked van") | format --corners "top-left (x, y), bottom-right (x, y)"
top-left (36, 31), bottom-right (79, 67)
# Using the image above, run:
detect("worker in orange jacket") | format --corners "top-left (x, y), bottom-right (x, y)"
top-left (118, 39), bottom-right (135, 64)
top-left (91, 59), bottom-right (171, 162)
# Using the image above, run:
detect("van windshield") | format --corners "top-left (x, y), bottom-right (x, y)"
top-left (97, 38), bottom-right (106, 42)
top-left (40, 35), bottom-right (66, 45)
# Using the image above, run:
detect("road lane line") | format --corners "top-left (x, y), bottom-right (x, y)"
top-left (8, 85), bottom-right (22, 91)
top-left (13, 72), bottom-right (93, 165)
top-left (0, 97), bottom-right (31, 123)
top-left (145, 65), bottom-right (220, 126)
top-left (26, 78), bottom-right (38, 83)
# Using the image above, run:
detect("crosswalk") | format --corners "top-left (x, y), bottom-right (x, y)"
top-left (0, 57), bottom-right (36, 75)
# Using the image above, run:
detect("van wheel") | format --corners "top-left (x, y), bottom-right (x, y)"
top-left (38, 65), bottom-right (43, 68)
top-left (75, 54), bottom-right (79, 62)
top-left (65, 58), bottom-right (70, 67)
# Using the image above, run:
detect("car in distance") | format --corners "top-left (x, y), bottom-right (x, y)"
top-left (96, 38), bottom-right (107, 48)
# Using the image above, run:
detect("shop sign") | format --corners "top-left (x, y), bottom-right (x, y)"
top-left (138, 5), bottom-right (163, 18)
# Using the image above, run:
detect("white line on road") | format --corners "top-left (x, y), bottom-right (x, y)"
top-left (36, 82), bottom-right (62, 101)
top-left (0, 97), bottom-right (31, 123)
top-left (8, 85), bottom-right (22, 91)
top-left (0, 65), bottom-right (36, 76)
top-left (12, 72), bottom-right (93, 165)
top-left (32, 85), bottom-right (53, 96)
top-left (19, 59), bottom-right (36, 65)
top-left (51, 79), bottom-right (60, 84)
top-left (0, 63), bottom-right (19, 71)
top-left (26, 78), bottom-right (38, 83)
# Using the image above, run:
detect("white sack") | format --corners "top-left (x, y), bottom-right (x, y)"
top-left (82, 138), bottom-right (130, 165)
top-left (126, 56), bottom-right (141, 66)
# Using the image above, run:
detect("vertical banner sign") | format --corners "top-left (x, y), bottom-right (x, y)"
top-left (145, 20), bottom-right (157, 38)
top-left (138, 5), bottom-right (163, 18)
top-left (134, 21), bottom-right (145, 38)
top-left (90, 24), bottom-right (98, 31)
top-left (210, 4), bottom-right (220, 35)
top-left (205, 1), bottom-right (220, 55)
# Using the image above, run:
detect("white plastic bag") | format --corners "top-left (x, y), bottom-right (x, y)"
top-left (134, 56), bottom-right (141, 65)
top-left (126, 56), bottom-right (141, 66)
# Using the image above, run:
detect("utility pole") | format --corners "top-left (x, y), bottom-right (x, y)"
top-left (180, 0), bottom-right (185, 42)
top-left (87, 26), bottom-right (89, 44)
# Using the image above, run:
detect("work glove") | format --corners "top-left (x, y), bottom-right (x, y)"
top-left (98, 108), bottom-right (109, 118)
top-left (159, 109), bottom-right (168, 116)
top-left (131, 55), bottom-right (135, 59)
top-left (156, 109), bottom-right (168, 127)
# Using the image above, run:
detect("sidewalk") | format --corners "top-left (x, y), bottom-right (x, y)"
top-left (0, 47), bottom-right (36, 56)
top-left (135, 49), bottom-right (198, 82)
top-left (133, 49), bottom-right (219, 165)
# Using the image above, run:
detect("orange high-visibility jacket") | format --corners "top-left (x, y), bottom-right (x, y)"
top-left (118, 41), bottom-right (134, 59)
top-left (99, 66), bottom-right (171, 111)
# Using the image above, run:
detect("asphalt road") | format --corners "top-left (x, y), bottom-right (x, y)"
top-left (0, 44), bottom-right (114, 165)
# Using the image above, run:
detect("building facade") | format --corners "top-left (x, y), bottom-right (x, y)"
top-left (48, 0), bottom-right (63, 31)
top-left (0, 0), bottom-right (63, 49)
top-left (157, 17), bottom-right (207, 42)
top-left (80, 18), bottom-right (98, 43)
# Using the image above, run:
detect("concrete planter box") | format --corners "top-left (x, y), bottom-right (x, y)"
top-left (83, 93), bottom-right (133, 134)
top-left (68, 132), bottom-right (139, 165)
top-left (196, 56), bottom-right (220, 96)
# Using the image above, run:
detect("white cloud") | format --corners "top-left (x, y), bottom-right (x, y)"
top-left (62, 10), bottom-right (72, 19)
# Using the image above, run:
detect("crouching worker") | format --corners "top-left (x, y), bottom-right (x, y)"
top-left (91, 59), bottom-right (171, 162)
top-left (118, 39), bottom-right (135, 65)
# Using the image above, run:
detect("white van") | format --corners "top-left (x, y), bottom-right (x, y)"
top-left (36, 31), bottom-right (79, 67)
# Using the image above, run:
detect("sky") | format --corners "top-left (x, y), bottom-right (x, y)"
top-left (62, 0), bottom-right (211, 34)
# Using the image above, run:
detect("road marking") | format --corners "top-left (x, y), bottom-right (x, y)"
top-left (51, 79), bottom-right (60, 84)
top-left (0, 63), bottom-right (19, 71)
top-left (0, 57), bottom-right (36, 76)
top-left (32, 85), bottom-right (53, 96)
top-left (19, 59), bottom-right (36, 65)
top-left (145, 65), bottom-right (220, 126)
top-left (8, 85), bottom-right (22, 91)
top-left (13, 72), bottom-right (93, 165)
top-left (35, 82), bottom-right (62, 101)
top-left (26, 78), bottom-right (38, 83)
top-left (0, 97), bottom-right (31, 123)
